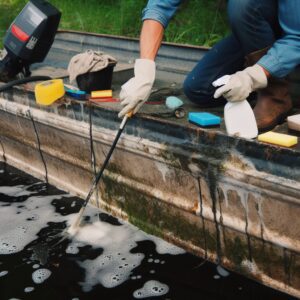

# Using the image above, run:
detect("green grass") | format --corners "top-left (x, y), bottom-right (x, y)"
top-left (0, 0), bottom-right (229, 49)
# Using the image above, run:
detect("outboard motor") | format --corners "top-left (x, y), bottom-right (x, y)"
top-left (0, 0), bottom-right (61, 82)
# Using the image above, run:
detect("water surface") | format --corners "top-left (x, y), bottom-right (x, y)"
top-left (0, 163), bottom-right (295, 300)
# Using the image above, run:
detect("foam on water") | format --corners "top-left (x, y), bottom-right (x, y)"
top-left (0, 189), bottom-right (71, 255)
top-left (133, 280), bottom-right (169, 298)
top-left (0, 185), bottom-right (36, 197)
top-left (0, 178), bottom-right (184, 293)
top-left (32, 268), bottom-right (51, 284)
top-left (0, 270), bottom-right (8, 277)
top-left (65, 204), bottom-right (184, 290)
top-left (24, 287), bottom-right (34, 293)
top-left (217, 265), bottom-right (230, 277)
top-left (66, 242), bottom-right (84, 255)
top-left (147, 235), bottom-right (185, 255)
top-left (75, 220), bottom-right (145, 290)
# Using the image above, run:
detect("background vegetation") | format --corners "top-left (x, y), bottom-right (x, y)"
top-left (0, 0), bottom-right (229, 48)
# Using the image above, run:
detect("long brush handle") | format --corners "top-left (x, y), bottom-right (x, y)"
top-left (71, 113), bottom-right (132, 228)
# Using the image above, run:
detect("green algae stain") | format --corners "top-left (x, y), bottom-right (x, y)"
top-left (100, 174), bottom-right (300, 290)
top-left (100, 175), bottom-right (218, 252)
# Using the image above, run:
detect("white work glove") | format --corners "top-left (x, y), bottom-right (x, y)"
top-left (213, 64), bottom-right (268, 102)
top-left (118, 59), bottom-right (156, 118)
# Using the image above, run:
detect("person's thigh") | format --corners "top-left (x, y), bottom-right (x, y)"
top-left (183, 35), bottom-right (244, 106)
top-left (228, 0), bottom-right (280, 54)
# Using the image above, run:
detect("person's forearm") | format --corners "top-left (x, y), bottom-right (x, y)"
top-left (140, 20), bottom-right (164, 61)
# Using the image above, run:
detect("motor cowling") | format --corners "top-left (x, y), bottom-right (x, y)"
top-left (0, 0), bottom-right (61, 81)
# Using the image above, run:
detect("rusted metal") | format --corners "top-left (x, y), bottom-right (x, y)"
top-left (1, 31), bottom-right (300, 297)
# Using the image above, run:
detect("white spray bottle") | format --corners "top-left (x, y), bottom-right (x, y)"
top-left (213, 75), bottom-right (258, 139)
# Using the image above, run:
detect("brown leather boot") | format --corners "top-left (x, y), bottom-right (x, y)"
top-left (245, 47), bottom-right (293, 132)
top-left (245, 47), bottom-right (270, 67)
top-left (253, 78), bottom-right (292, 132)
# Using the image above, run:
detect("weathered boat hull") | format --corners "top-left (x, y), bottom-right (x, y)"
top-left (1, 31), bottom-right (300, 298)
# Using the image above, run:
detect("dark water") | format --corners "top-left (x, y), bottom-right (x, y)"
top-left (0, 163), bottom-right (296, 300)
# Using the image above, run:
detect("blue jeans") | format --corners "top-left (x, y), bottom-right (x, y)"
top-left (183, 0), bottom-right (280, 106)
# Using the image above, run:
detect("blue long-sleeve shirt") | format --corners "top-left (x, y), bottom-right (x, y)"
top-left (142, 0), bottom-right (300, 78)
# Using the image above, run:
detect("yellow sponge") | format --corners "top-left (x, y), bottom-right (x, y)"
top-left (91, 90), bottom-right (112, 99)
top-left (258, 131), bottom-right (298, 147)
top-left (35, 79), bottom-right (65, 106)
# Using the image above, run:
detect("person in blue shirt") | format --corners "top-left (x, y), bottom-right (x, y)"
top-left (118, 0), bottom-right (300, 132)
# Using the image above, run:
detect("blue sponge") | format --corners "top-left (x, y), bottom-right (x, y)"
top-left (188, 112), bottom-right (221, 127)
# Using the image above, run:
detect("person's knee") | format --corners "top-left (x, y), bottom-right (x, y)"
top-left (183, 75), bottom-right (212, 104)
top-left (228, 0), bottom-right (256, 30)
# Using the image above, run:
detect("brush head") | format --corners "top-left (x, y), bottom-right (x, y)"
top-left (66, 206), bottom-right (85, 236)
top-left (66, 223), bottom-right (80, 236)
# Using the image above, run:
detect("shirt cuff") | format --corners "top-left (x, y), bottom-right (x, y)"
top-left (142, 8), bottom-right (170, 28)
top-left (258, 56), bottom-right (285, 78)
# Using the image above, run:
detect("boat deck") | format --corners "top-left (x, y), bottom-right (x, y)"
top-left (29, 31), bottom-right (300, 153)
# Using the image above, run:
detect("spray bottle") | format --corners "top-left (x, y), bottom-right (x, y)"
top-left (213, 75), bottom-right (258, 139)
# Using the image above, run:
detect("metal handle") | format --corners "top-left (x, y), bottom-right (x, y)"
top-left (120, 111), bottom-right (134, 130)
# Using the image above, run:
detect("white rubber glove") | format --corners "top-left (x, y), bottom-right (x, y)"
top-left (118, 59), bottom-right (156, 118)
top-left (213, 64), bottom-right (268, 102)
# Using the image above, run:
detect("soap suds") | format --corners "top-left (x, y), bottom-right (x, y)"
top-left (217, 265), bottom-right (230, 277)
top-left (24, 287), bottom-right (34, 293)
top-left (0, 180), bottom-right (184, 293)
top-left (32, 268), bottom-right (52, 284)
top-left (0, 270), bottom-right (8, 277)
top-left (0, 191), bottom-right (69, 255)
top-left (66, 242), bottom-right (84, 255)
top-left (133, 280), bottom-right (169, 298)
top-left (0, 185), bottom-right (36, 197)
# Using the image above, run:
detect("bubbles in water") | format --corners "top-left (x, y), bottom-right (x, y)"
top-left (66, 243), bottom-right (83, 255)
top-left (148, 235), bottom-right (185, 255)
top-left (133, 280), bottom-right (169, 298)
top-left (0, 185), bottom-right (35, 197)
top-left (26, 214), bottom-right (39, 221)
top-left (74, 221), bottom-right (146, 291)
top-left (0, 270), bottom-right (8, 277)
top-left (32, 269), bottom-right (51, 284)
top-left (24, 287), bottom-right (35, 293)
top-left (217, 265), bottom-right (230, 277)
top-left (0, 176), bottom-right (187, 296)
top-left (0, 192), bottom-right (67, 256)
top-left (0, 226), bottom-right (27, 254)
